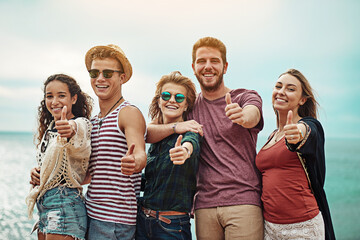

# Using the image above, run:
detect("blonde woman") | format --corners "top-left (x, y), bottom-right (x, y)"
top-left (137, 71), bottom-right (201, 240)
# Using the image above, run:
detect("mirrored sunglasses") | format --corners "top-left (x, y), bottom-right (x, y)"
top-left (161, 92), bottom-right (185, 103)
top-left (88, 69), bottom-right (122, 79)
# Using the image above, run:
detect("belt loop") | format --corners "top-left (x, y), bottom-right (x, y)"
top-left (156, 210), bottom-right (159, 221)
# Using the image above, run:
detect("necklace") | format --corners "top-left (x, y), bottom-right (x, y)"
top-left (274, 130), bottom-right (284, 142)
top-left (99, 96), bottom-right (123, 128)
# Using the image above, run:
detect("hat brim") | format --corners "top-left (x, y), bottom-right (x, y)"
top-left (85, 45), bottom-right (132, 83)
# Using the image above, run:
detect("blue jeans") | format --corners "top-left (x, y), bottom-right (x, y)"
top-left (36, 186), bottom-right (87, 239)
top-left (136, 208), bottom-right (192, 240)
top-left (87, 216), bottom-right (136, 240)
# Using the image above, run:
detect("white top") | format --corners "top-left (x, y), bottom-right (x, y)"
top-left (26, 117), bottom-right (92, 218)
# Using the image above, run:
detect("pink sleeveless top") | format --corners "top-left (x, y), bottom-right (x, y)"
top-left (256, 137), bottom-right (319, 224)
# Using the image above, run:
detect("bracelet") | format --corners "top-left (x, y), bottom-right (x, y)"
top-left (172, 123), bottom-right (177, 133)
top-left (183, 146), bottom-right (191, 158)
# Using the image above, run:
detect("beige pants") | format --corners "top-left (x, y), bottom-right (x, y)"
top-left (195, 205), bottom-right (264, 240)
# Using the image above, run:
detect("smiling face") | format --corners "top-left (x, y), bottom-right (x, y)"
top-left (272, 73), bottom-right (306, 116)
top-left (159, 82), bottom-right (188, 124)
top-left (45, 80), bottom-right (77, 121)
top-left (90, 57), bottom-right (125, 101)
top-left (192, 46), bottom-right (228, 92)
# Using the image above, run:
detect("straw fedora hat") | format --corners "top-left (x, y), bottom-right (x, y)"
top-left (85, 44), bottom-right (133, 83)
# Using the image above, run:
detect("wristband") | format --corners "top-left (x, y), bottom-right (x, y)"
top-left (172, 123), bottom-right (177, 133)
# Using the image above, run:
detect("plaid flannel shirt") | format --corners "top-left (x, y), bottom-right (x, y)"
top-left (142, 131), bottom-right (201, 213)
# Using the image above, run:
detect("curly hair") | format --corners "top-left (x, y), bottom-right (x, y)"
top-left (149, 71), bottom-right (196, 124)
top-left (36, 74), bottom-right (93, 146)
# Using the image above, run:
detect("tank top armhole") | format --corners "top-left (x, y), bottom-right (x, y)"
top-left (116, 101), bottom-right (143, 136)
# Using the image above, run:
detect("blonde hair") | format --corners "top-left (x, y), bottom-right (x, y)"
top-left (149, 71), bottom-right (196, 124)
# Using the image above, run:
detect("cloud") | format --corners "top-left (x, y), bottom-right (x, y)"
top-left (0, 0), bottom-right (359, 137)
top-left (0, 85), bottom-right (41, 101)
top-left (0, 34), bottom-right (84, 80)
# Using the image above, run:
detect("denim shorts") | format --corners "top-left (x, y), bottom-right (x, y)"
top-left (87, 217), bottom-right (136, 240)
top-left (36, 186), bottom-right (87, 240)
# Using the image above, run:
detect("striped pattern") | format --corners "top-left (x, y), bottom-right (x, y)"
top-left (85, 101), bottom-right (141, 225)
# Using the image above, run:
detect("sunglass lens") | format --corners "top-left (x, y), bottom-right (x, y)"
top-left (175, 94), bottom-right (185, 103)
top-left (161, 92), bottom-right (171, 101)
top-left (103, 70), bottom-right (114, 78)
top-left (89, 69), bottom-right (99, 78)
top-left (41, 142), bottom-right (46, 152)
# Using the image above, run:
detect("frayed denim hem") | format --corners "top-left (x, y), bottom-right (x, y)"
top-left (36, 229), bottom-right (85, 240)
top-left (35, 186), bottom-right (87, 240)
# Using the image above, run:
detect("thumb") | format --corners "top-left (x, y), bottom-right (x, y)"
top-left (225, 93), bottom-right (232, 105)
top-left (61, 106), bottom-right (67, 120)
top-left (126, 143), bottom-right (135, 156)
top-left (286, 110), bottom-right (293, 125)
top-left (175, 135), bottom-right (182, 147)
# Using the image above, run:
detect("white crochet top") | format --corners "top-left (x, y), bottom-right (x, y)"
top-left (26, 117), bottom-right (92, 218)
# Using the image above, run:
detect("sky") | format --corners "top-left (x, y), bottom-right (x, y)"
top-left (0, 0), bottom-right (359, 139)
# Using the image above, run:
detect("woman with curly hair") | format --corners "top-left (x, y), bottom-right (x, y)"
top-left (27, 73), bottom-right (93, 240)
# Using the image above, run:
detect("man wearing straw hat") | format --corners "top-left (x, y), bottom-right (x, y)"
top-left (84, 44), bottom-right (147, 239)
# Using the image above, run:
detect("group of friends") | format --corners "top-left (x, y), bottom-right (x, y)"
top-left (26, 37), bottom-right (335, 240)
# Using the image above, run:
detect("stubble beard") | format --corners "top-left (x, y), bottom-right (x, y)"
top-left (195, 72), bottom-right (224, 92)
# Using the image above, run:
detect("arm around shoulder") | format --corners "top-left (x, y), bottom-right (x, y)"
top-left (147, 119), bottom-right (203, 143)
top-left (146, 120), bottom-right (175, 143)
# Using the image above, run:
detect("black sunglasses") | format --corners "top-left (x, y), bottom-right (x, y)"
top-left (88, 69), bottom-right (122, 79)
top-left (41, 130), bottom-right (50, 153)
top-left (161, 92), bottom-right (186, 103)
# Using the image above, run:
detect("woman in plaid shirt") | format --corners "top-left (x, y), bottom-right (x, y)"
top-left (137, 71), bottom-right (202, 240)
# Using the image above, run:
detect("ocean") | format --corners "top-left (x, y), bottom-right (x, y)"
top-left (0, 131), bottom-right (359, 239)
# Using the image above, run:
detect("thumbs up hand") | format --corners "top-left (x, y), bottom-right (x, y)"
top-left (169, 135), bottom-right (190, 165)
top-left (225, 92), bottom-right (232, 105)
top-left (55, 106), bottom-right (76, 139)
top-left (225, 93), bottom-right (245, 126)
top-left (61, 105), bottom-right (67, 121)
top-left (284, 110), bottom-right (303, 144)
top-left (121, 144), bottom-right (136, 175)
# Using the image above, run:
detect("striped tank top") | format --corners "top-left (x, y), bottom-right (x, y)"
top-left (85, 101), bottom-right (141, 225)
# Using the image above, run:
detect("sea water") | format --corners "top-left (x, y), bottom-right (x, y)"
top-left (0, 132), bottom-right (359, 239)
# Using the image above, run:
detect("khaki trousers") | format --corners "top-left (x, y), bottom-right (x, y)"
top-left (195, 205), bottom-right (264, 240)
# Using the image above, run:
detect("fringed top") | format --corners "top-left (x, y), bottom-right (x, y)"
top-left (26, 117), bottom-right (92, 219)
